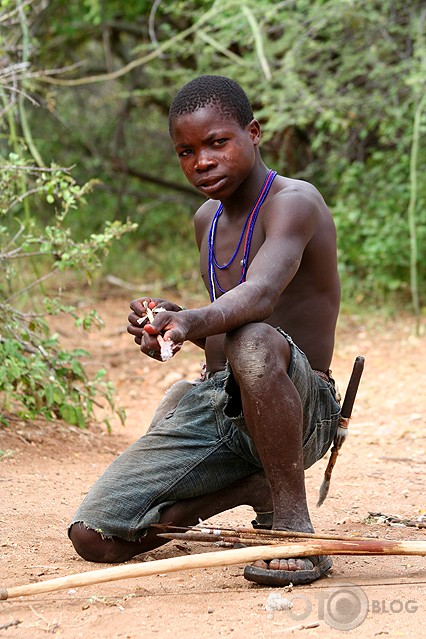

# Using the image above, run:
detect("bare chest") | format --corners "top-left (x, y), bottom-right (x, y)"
top-left (200, 211), bottom-right (265, 299)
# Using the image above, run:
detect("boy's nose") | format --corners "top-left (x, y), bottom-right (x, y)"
top-left (195, 152), bottom-right (217, 171)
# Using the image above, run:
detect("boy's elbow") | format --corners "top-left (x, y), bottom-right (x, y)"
top-left (253, 293), bottom-right (276, 320)
top-left (244, 282), bottom-right (278, 320)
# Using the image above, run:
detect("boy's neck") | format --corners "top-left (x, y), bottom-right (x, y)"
top-left (219, 159), bottom-right (270, 217)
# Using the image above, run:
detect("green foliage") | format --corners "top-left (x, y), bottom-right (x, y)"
top-left (1, 0), bottom-right (425, 312)
top-left (333, 154), bottom-right (416, 303)
top-left (0, 449), bottom-right (14, 461)
top-left (0, 336), bottom-right (114, 429)
top-left (0, 158), bottom-right (134, 429)
top-left (0, 2), bottom-right (139, 430)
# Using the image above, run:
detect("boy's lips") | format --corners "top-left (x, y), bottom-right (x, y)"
top-left (196, 176), bottom-right (227, 194)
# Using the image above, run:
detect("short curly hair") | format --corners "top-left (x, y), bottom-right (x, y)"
top-left (168, 75), bottom-right (254, 135)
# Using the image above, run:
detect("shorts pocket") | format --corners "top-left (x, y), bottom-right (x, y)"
top-left (302, 414), bottom-right (338, 470)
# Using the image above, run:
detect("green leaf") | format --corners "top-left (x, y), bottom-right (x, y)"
top-left (60, 404), bottom-right (77, 425)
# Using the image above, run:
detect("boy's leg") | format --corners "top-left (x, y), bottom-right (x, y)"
top-left (224, 323), bottom-right (338, 585)
top-left (69, 470), bottom-right (272, 563)
top-left (225, 323), bottom-right (311, 532)
top-left (69, 376), bottom-right (271, 563)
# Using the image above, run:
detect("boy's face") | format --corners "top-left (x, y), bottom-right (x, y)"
top-left (170, 104), bottom-right (260, 200)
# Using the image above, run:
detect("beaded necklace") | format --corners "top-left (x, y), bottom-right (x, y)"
top-left (207, 169), bottom-right (277, 302)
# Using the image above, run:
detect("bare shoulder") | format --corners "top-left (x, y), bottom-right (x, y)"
top-left (272, 176), bottom-right (328, 213)
top-left (193, 199), bottom-right (217, 248)
top-left (262, 176), bottom-right (331, 240)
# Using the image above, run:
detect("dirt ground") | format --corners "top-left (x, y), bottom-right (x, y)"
top-left (1, 293), bottom-right (425, 638)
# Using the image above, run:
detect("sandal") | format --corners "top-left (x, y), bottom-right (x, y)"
top-left (244, 555), bottom-right (333, 586)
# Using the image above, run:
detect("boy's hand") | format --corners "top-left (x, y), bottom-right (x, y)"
top-left (144, 310), bottom-right (188, 346)
top-left (129, 297), bottom-right (182, 323)
top-left (127, 298), bottom-right (185, 361)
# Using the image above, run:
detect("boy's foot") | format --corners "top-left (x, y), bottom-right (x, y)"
top-left (244, 555), bottom-right (332, 586)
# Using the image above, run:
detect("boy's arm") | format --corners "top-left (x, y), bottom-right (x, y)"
top-left (149, 190), bottom-right (319, 345)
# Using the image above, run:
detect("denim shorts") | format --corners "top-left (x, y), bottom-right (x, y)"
top-left (69, 330), bottom-right (341, 541)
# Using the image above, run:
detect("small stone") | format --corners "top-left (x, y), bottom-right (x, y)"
top-left (265, 592), bottom-right (293, 612)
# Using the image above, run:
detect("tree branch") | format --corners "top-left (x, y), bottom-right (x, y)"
top-left (34, 2), bottom-right (235, 86)
top-left (111, 159), bottom-right (203, 199)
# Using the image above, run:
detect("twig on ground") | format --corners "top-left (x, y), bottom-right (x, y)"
top-left (0, 620), bottom-right (22, 630)
top-left (368, 512), bottom-right (426, 529)
top-left (28, 605), bottom-right (61, 633)
top-left (277, 621), bottom-right (321, 632)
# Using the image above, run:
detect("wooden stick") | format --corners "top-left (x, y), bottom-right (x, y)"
top-left (317, 355), bottom-right (365, 507)
top-left (157, 531), bottom-right (382, 546)
top-left (2, 539), bottom-right (426, 600)
top-left (158, 532), bottom-right (280, 545)
top-left (151, 523), bottom-right (373, 542)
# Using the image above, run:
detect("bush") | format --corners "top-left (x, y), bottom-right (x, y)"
top-left (0, 157), bottom-right (135, 429)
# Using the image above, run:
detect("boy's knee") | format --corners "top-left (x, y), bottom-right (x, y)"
top-left (224, 323), bottom-right (264, 358)
top-left (69, 522), bottom-right (125, 563)
top-left (224, 323), bottom-right (290, 377)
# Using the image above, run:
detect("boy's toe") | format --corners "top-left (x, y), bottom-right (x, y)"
top-left (244, 555), bottom-right (332, 586)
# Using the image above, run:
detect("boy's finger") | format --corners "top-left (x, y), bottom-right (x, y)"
top-left (144, 323), bottom-right (159, 335)
top-left (130, 298), bottom-right (151, 315)
top-left (128, 311), bottom-right (146, 326)
top-left (127, 324), bottom-right (144, 336)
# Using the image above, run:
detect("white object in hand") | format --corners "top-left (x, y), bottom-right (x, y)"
top-left (157, 334), bottom-right (174, 361)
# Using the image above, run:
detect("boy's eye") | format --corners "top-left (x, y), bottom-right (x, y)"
top-left (178, 149), bottom-right (192, 157)
top-left (212, 138), bottom-right (228, 147)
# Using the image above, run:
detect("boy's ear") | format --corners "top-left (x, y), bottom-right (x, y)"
top-left (247, 119), bottom-right (261, 145)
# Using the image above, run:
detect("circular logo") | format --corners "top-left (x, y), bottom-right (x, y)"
top-left (324, 584), bottom-right (369, 631)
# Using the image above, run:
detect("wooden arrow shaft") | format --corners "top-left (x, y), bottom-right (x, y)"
top-left (2, 539), bottom-right (425, 600)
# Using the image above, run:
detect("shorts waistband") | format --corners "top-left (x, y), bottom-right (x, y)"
top-left (202, 365), bottom-right (332, 384)
top-left (313, 369), bottom-right (331, 383)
